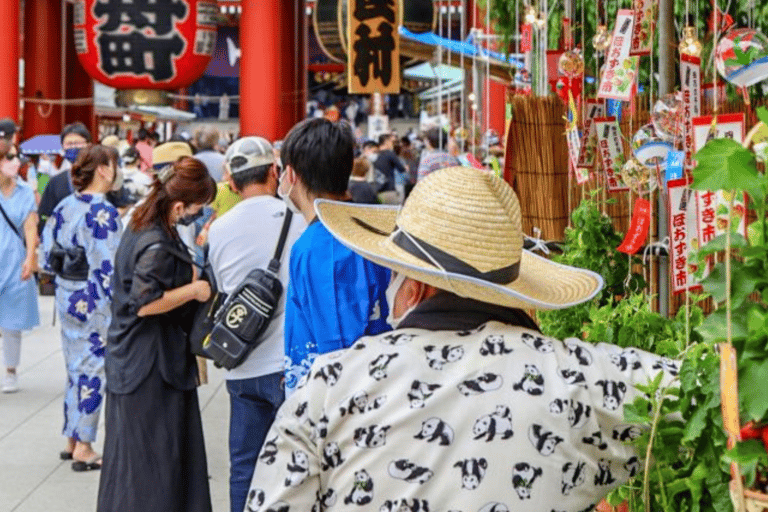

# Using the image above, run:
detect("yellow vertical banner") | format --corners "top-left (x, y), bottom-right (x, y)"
top-left (348, 0), bottom-right (401, 94)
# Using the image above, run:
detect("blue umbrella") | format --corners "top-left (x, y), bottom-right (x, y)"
top-left (20, 134), bottom-right (61, 155)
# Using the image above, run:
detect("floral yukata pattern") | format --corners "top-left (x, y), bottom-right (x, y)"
top-left (43, 193), bottom-right (122, 443)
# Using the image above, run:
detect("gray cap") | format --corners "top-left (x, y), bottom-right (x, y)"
top-left (225, 136), bottom-right (275, 175)
top-left (0, 118), bottom-right (17, 140)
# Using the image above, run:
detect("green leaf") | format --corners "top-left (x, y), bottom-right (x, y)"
top-left (692, 138), bottom-right (762, 192)
top-left (682, 406), bottom-right (708, 442)
top-left (724, 439), bottom-right (768, 487)
top-left (756, 106), bottom-right (768, 126)
top-left (739, 358), bottom-right (768, 421)
top-left (695, 307), bottom-right (750, 342)
top-left (697, 233), bottom-right (748, 257)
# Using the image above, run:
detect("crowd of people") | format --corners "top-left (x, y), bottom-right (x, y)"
top-left (0, 115), bottom-right (680, 512)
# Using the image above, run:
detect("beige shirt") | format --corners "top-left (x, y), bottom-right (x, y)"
top-left (246, 322), bottom-right (678, 512)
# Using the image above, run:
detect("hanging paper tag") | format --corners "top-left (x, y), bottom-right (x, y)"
top-left (691, 114), bottom-right (748, 238)
top-left (577, 99), bottom-right (604, 172)
top-left (595, 117), bottom-right (629, 192)
top-left (606, 99), bottom-right (624, 122)
top-left (668, 177), bottom-right (702, 294)
top-left (618, 198), bottom-right (652, 254)
top-left (598, 10), bottom-right (637, 101)
top-left (630, 0), bottom-right (655, 56)
top-left (521, 24), bottom-right (532, 53)
top-left (665, 150), bottom-right (685, 183)
top-left (563, 17), bottom-right (573, 50)
top-left (681, 54), bottom-right (702, 176)
top-left (566, 124), bottom-right (581, 173)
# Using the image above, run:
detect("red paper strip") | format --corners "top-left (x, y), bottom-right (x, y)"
top-left (618, 198), bottom-right (652, 254)
top-left (521, 24), bottom-right (532, 52)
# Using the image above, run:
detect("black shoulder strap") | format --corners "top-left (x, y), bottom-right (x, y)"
top-left (267, 209), bottom-right (293, 274)
top-left (143, 240), bottom-right (204, 271)
top-left (0, 202), bottom-right (23, 242)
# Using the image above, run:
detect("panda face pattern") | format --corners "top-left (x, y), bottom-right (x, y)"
top-left (594, 458), bottom-right (615, 486)
top-left (561, 460), bottom-right (587, 495)
top-left (310, 414), bottom-right (329, 440)
top-left (613, 425), bottom-right (643, 442)
top-left (472, 405), bottom-right (514, 442)
top-left (567, 401), bottom-right (591, 429)
top-left (549, 398), bottom-right (568, 414)
top-left (369, 353), bottom-right (399, 381)
top-left (315, 488), bottom-right (337, 509)
top-left (653, 357), bottom-right (680, 376)
top-left (380, 499), bottom-right (430, 512)
top-left (565, 340), bottom-right (593, 366)
top-left (528, 424), bottom-right (564, 456)
top-left (479, 334), bottom-right (513, 356)
top-left (321, 442), bottom-right (344, 471)
top-left (259, 436), bottom-right (278, 465)
top-left (512, 462), bottom-right (543, 500)
top-left (558, 367), bottom-right (587, 387)
top-left (624, 456), bottom-right (641, 477)
top-left (388, 459), bottom-right (434, 484)
top-left (424, 344), bottom-right (465, 370)
top-left (414, 417), bottom-right (454, 446)
top-left (457, 372), bottom-right (503, 396)
top-left (264, 503), bottom-right (290, 512)
top-left (381, 333), bottom-right (417, 345)
top-left (408, 380), bottom-right (441, 408)
top-left (610, 349), bottom-right (642, 371)
top-left (284, 450), bottom-right (310, 487)
top-left (313, 362), bottom-right (343, 386)
top-left (354, 425), bottom-right (391, 448)
top-left (246, 489), bottom-right (265, 511)
top-left (512, 364), bottom-right (545, 396)
top-left (454, 457), bottom-right (488, 489)
top-left (595, 380), bottom-right (627, 410)
top-left (521, 332), bottom-right (555, 353)
top-left (340, 391), bottom-right (369, 416)
top-left (344, 469), bottom-right (374, 506)
top-left (582, 431), bottom-right (608, 450)
top-left (478, 502), bottom-right (510, 512)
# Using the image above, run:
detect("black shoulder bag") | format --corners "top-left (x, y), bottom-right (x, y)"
top-left (204, 209), bottom-right (294, 370)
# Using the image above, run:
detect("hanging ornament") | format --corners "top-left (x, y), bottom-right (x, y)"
top-left (651, 92), bottom-right (683, 141)
top-left (524, 5), bottom-right (538, 25)
top-left (535, 11), bottom-right (547, 29)
top-left (592, 25), bottom-right (612, 52)
top-left (632, 123), bottom-right (674, 169)
top-left (679, 26), bottom-right (703, 57)
top-left (620, 157), bottom-right (658, 195)
top-left (558, 50), bottom-right (585, 78)
top-left (715, 28), bottom-right (768, 87)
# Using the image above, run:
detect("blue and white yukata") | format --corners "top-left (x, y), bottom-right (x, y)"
top-left (42, 193), bottom-right (122, 443)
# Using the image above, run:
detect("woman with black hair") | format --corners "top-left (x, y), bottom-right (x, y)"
top-left (97, 156), bottom-right (216, 512)
top-left (41, 144), bottom-right (122, 470)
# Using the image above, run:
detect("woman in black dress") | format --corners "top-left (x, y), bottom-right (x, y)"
top-left (97, 156), bottom-right (216, 512)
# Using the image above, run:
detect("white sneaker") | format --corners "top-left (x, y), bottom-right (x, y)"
top-left (2, 373), bottom-right (18, 393)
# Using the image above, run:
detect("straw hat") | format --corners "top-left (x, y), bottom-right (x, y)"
top-left (315, 166), bottom-right (603, 310)
top-left (153, 141), bottom-right (192, 167)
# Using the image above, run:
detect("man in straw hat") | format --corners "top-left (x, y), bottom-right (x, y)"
top-left (244, 166), bottom-right (679, 512)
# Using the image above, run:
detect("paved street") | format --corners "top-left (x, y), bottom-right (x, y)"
top-left (0, 296), bottom-right (231, 512)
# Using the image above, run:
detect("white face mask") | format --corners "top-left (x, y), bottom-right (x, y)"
top-left (277, 168), bottom-right (300, 214)
top-left (385, 273), bottom-right (417, 328)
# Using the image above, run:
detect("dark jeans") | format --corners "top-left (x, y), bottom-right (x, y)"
top-left (226, 371), bottom-right (284, 512)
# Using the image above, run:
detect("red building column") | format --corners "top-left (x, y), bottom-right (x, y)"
top-left (240, 0), bottom-right (305, 141)
top-left (0, 0), bottom-right (20, 121)
top-left (64, 3), bottom-right (95, 137)
top-left (22, 0), bottom-right (63, 140)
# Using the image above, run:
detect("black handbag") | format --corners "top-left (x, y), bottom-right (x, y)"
top-left (47, 241), bottom-right (89, 281)
top-left (203, 209), bottom-right (293, 370)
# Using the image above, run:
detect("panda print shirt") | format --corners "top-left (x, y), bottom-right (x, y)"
top-left (245, 322), bottom-right (678, 512)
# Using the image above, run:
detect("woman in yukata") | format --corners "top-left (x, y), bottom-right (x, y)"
top-left (42, 144), bottom-right (122, 472)
top-left (0, 143), bottom-right (40, 393)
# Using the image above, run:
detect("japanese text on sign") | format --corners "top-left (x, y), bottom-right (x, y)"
top-left (348, 0), bottom-right (401, 94)
top-left (630, 0), bottom-right (655, 56)
top-left (89, 0), bottom-right (192, 82)
top-left (595, 117), bottom-right (629, 192)
top-left (668, 178), bottom-right (702, 294)
top-left (598, 10), bottom-right (638, 101)
top-left (681, 55), bottom-right (701, 175)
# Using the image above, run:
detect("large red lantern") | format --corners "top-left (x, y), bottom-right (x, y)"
top-left (73, 0), bottom-right (218, 90)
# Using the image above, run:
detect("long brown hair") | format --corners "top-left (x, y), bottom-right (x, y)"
top-left (71, 144), bottom-right (119, 192)
top-left (130, 156), bottom-right (216, 234)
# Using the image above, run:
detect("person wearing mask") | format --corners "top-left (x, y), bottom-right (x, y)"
top-left (277, 118), bottom-right (391, 396)
top-left (41, 145), bottom-right (122, 471)
top-left (417, 126), bottom-right (460, 182)
top-left (193, 125), bottom-right (226, 182)
top-left (373, 133), bottom-right (407, 195)
top-left (208, 137), bottom-right (307, 512)
top-left (38, 122), bottom-right (91, 233)
top-left (348, 157), bottom-right (379, 204)
top-left (133, 128), bottom-right (154, 173)
top-left (244, 167), bottom-right (680, 512)
top-left (0, 143), bottom-right (39, 393)
top-left (97, 157), bottom-right (216, 512)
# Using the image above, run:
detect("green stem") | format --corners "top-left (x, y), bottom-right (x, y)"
top-left (643, 392), bottom-right (666, 512)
